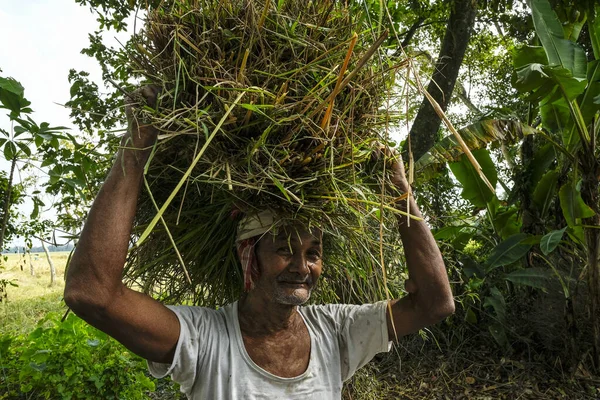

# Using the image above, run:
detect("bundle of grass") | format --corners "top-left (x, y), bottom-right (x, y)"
top-left (124, 0), bottom-right (410, 306)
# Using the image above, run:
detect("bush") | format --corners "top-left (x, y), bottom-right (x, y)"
top-left (0, 312), bottom-right (155, 399)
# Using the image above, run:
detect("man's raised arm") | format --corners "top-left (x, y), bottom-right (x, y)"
top-left (385, 155), bottom-right (455, 340)
top-left (64, 87), bottom-right (180, 363)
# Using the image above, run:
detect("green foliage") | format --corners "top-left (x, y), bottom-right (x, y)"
top-left (415, 117), bottom-right (534, 179)
top-left (558, 179), bottom-right (596, 228)
top-left (449, 149), bottom-right (498, 209)
top-left (73, 0), bottom-right (136, 32)
top-left (0, 268), bottom-right (18, 305)
top-left (66, 70), bottom-right (121, 133)
top-left (0, 77), bottom-right (32, 118)
top-left (0, 313), bottom-right (156, 399)
top-left (485, 233), bottom-right (533, 271)
top-left (540, 227), bottom-right (567, 254)
top-left (532, 170), bottom-right (558, 216)
top-left (528, 0), bottom-right (587, 76)
top-left (0, 74), bottom-right (77, 251)
top-left (0, 170), bottom-right (25, 243)
top-left (504, 267), bottom-right (554, 289)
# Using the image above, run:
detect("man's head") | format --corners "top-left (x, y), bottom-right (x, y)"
top-left (236, 211), bottom-right (322, 305)
top-left (253, 225), bottom-right (323, 305)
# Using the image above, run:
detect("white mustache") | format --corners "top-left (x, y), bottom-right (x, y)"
top-left (278, 276), bottom-right (312, 285)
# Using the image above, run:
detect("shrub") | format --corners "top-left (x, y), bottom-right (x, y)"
top-left (0, 312), bottom-right (155, 399)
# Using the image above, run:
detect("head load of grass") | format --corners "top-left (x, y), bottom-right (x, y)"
top-left (125, 0), bottom-right (409, 306)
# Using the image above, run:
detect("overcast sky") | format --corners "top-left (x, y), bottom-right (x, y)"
top-left (0, 0), bottom-right (107, 127)
top-left (0, 0), bottom-right (133, 247)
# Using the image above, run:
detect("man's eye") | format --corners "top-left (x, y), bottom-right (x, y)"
top-left (277, 248), bottom-right (292, 255)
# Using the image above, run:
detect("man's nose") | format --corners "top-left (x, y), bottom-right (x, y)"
top-left (289, 252), bottom-right (310, 275)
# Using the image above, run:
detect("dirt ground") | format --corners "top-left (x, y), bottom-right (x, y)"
top-left (344, 337), bottom-right (600, 399)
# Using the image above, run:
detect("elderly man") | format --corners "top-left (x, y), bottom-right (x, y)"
top-left (64, 87), bottom-right (454, 398)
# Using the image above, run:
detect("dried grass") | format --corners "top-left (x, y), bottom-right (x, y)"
top-left (123, 0), bottom-right (411, 306)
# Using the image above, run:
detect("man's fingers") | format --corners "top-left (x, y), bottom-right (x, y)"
top-left (371, 142), bottom-right (401, 162)
top-left (125, 85), bottom-right (161, 127)
top-left (140, 85), bottom-right (160, 108)
top-left (125, 85), bottom-right (160, 108)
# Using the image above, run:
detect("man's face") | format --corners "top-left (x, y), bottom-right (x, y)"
top-left (253, 225), bottom-right (323, 306)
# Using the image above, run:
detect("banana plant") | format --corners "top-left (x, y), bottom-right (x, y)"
top-left (512, 0), bottom-right (600, 368)
top-left (419, 1), bottom-right (600, 351)
top-left (415, 115), bottom-right (536, 181)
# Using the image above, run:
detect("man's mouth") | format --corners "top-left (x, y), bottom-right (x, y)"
top-left (279, 280), bottom-right (310, 287)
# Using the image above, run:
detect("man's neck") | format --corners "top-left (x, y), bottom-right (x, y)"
top-left (238, 294), bottom-right (300, 336)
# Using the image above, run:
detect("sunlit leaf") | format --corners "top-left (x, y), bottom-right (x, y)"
top-left (449, 149), bottom-right (497, 209)
top-left (559, 179), bottom-right (596, 227)
top-left (540, 227), bottom-right (567, 255)
top-left (513, 45), bottom-right (548, 69)
top-left (527, 0), bottom-right (587, 78)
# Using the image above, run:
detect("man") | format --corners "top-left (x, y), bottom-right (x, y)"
top-left (64, 87), bottom-right (454, 398)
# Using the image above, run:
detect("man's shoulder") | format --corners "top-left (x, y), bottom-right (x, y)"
top-left (166, 303), bottom-right (234, 329)
top-left (301, 301), bottom-right (386, 313)
top-left (299, 303), bottom-right (361, 326)
top-left (300, 301), bottom-right (388, 325)
top-left (167, 302), bottom-right (234, 312)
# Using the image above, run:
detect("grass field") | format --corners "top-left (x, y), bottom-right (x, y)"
top-left (0, 251), bottom-right (69, 333)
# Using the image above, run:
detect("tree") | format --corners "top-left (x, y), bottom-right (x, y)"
top-left (408, 0), bottom-right (479, 160)
top-left (0, 76), bottom-right (69, 251)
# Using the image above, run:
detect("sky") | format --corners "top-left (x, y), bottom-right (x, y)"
top-left (0, 0), bottom-right (133, 247)
top-left (0, 0), bottom-right (106, 127)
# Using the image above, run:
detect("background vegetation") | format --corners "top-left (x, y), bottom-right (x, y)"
top-left (1, 0), bottom-right (600, 398)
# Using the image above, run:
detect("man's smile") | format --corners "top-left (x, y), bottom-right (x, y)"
top-left (279, 281), bottom-right (310, 287)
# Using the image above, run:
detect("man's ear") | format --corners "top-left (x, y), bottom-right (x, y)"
top-left (252, 243), bottom-right (262, 279)
top-left (236, 244), bottom-right (243, 262)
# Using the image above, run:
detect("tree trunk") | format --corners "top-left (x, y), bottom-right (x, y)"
top-left (29, 251), bottom-right (34, 276)
top-left (408, 0), bottom-right (478, 161)
top-left (0, 157), bottom-right (17, 251)
top-left (41, 241), bottom-right (56, 286)
top-left (520, 136), bottom-right (537, 236)
top-left (582, 170), bottom-right (600, 371)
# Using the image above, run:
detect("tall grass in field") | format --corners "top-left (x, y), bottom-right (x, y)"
top-left (0, 252), bottom-right (68, 333)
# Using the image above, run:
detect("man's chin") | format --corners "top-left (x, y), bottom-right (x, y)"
top-left (274, 288), bottom-right (311, 306)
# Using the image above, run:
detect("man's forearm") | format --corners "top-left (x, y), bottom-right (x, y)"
top-left (65, 147), bottom-right (149, 305)
top-left (396, 195), bottom-right (454, 319)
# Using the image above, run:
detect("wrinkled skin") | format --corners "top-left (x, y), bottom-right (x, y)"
top-left (253, 226), bottom-right (323, 306)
